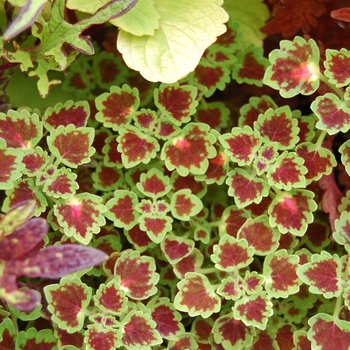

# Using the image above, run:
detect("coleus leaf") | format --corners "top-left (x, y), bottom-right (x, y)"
top-left (324, 48), bottom-right (350, 87)
top-left (22, 146), bottom-right (49, 177)
top-left (161, 123), bottom-right (217, 176)
top-left (118, 310), bottom-right (162, 349)
top-left (102, 135), bottom-right (123, 168)
top-left (47, 125), bottom-right (95, 167)
top-left (195, 101), bottom-right (230, 130)
top-left (55, 327), bottom-right (84, 349)
top-left (44, 277), bottom-right (92, 333)
top-left (0, 319), bottom-right (16, 350)
top-left (226, 168), bottom-right (269, 208)
top-left (268, 189), bottom-right (317, 236)
top-left (117, 125), bottom-right (160, 168)
top-left (311, 93), bottom-right (350, 135)
top-left (191, 317), bottom-right (214, 345)
top-left (217, 275), bottom-right (244, 301)
top-left (136, 199), bottom-right (171, 216)
top-left (308, 313), bottom-right (350, 350)
top-left (167, 333), bottom-right (198, 350)
top-left (42, 167), bottom-right (79, 198)
top-left (92, 163), bottom-right (124, 192)
top-left (154, 83), bottom-right (198, 125)
top-left (43, 100), bottom-right (90, 132)
top-left (161, 234), bottom-right (195, 264)
top-left (220, 126), bottom-right (261, 166)
top-left (95, 85), bottom-right (140, 131)
top-left (105, 190), bottom-right (139, 230)
top-left (136, 168), bottom-right (171, 199)
top-left (94, 280), bottom-right (127, 316)
top-left (233, 292), bottom-right (273, 330)
top-left (173, 248), bottom-right (204, 279)
top-left (138, 213), bottom-right (173, 244)
top-left (212, 313), bottom-right (254, 349)
top-left (333, 211), bottom-right (350, 248)
top-left (263, 249), bottom-right (301, 298)
top-left (16, 328), bottom-right (57, 350)
top-left (170, 172), bottom-right (207, 198)
top-left (170, 189), bottom-right (203, 221)
top-left (211, 235), bottom-right (254, 271)
top-left (297, 251), bottom-right (342, 298)
top-left (232, 44), bottom-right (269, 86)
top-left (117, 0), bottom-right (228, 83)
top-left (3, 178), bottom-right (48, 216)
top-left (190, 62), bottom-right (231, 98)
top-left (114, 250), bottom-right (159, 299)
top-left (218, 205), bottom-right (250, 238)
top-left (254, 142), bottom-right (279, 175)
top-left (147, 297), bottom-right (185, 339)
top-left (85, 324), bottom-right (119, 350)
top-left (54, 193), bottom-right (106, 245)
top-left (339, 139), bottom-right (350, 176)
top-left (237, 215), bottom-right (280, 256)
top-left (254, 106), bottom-right (299, 150)
top-left (174, 272), bottom-right (221, 318)
top-left (263, 36), bottom-right (320, 97)
top-left (0, 139), bottom-right (24, 190)
top-left (266, 151), bottom-right (307, 190)
top-left (296, 142), bottom-right (337, 183)
top-left (0, 109), bottom-right (42, 148)
top-left (238, 95), bottom-right (278, 128)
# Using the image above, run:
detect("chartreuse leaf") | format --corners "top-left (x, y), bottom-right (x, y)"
top-left (0, 109), bottom-right (42, 148)
top-left (340, 140), bottom-right (350, 176)
top-left (237, 215), bottom-right (280, 256)
top-left (117, 0), bottom-right (228, 83)
top-left (0, 200), bottom-right (36, 239)
top-left (263, 249), bottom-right (301, 298)
top-left (297, 251), bottom-right (342, 298)
top-left (22, 146), bottom-right (49, 177)
top-left (224, 0), bottom-right (269, 48)
top-left (54, 193), bottom-right (106, 244)
top-left (255, 106), bottom-right (299, 150)
top-left (117, 125), bottom-right (159, 168)
top-left (226, 168), bottom-right (269, 208)
top-left (308, 313), bottom-right (350, 350)
top-left (324, 48), bottom-right (350, 87)
top-left (263, 36), bottom-right (320, 97)
top-left (154, 83), bottom-right (198, 125)
top-left (3, 0), bottom-right (47, 40)
top-left (94, 280), bottom-right (127, 316)
top-left (266, 151), bottom-right (307, 190)
top-left (0, 139), bottom-right (24, 190)
top-left (174, 272), bottom-right (221, 318)
top-left (118, 310), bottom-right (162, 349)
top-left (15, 328), bottom-right (56, 349)
top-left (136, 168), bottom-right (171, 199)
top-left (217, 275), bottom-right (244, 301)
top-left (268, 189), bottom-right (317, 236)
top-left (44, 277), bottom-right (92, 333)
top-left (212, 313), bottom-right (254, 349)
top-left (296, 142), bottom-right (337, 183)
top-left (311, 93), bottom-right (350, 135)
top-left (211, 235), bottom-right (254, 271)
top-left (105, 190), bottom-right (139, 230)
top-left (147, 296), bottom-right (185, 339)
top-left (43, 100), bottom-right (90, 132)
top-left (220, 126), bottom-right (261, 166)
top-left (47, 125), bottom-right (95, 168)
top-left (170, 189), bottom-right (203, 221)
top-left (161, 123), bottom-right (217, 176)
top-left (95, 85), bottom-right (139, 131)
top-left (233, 292), bottom-right (273, 330)
top-left (114, 250), bottom-right (159, 299)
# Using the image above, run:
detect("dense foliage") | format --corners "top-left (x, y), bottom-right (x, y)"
top-left (0, 0), bottom-right (350, 349)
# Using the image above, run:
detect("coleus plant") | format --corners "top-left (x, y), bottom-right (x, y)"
top-left (0, 0), bottom-right (350, 349)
